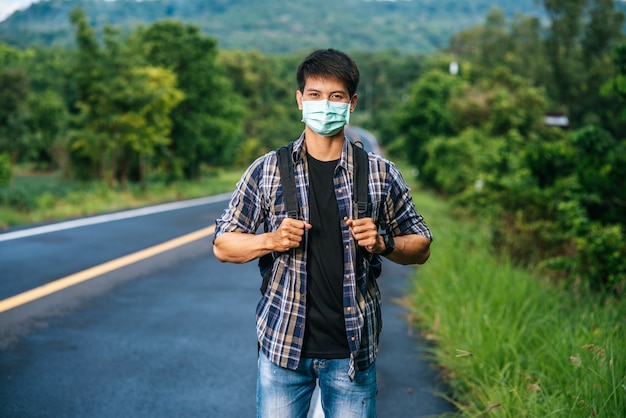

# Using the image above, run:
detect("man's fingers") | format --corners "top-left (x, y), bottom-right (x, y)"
top-left (275, 219), bottom-right (312, 251)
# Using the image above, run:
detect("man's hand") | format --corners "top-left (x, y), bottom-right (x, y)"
top-left (270, 218), bottom-right (313, 252)
top-left (213, 218), bottom-right (312, 264)
top-left (346, 217), bottom-right (431, 264)
top-left (346, 217), bottom-right (384, 254)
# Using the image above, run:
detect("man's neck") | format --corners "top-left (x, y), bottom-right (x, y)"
top-left (304, 127), bottom-right (345, 162)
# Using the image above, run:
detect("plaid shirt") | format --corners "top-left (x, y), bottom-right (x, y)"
top-left (214, 133), bottom-right (432, 378)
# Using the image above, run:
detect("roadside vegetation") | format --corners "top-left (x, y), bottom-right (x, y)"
top-left (408, 185), bottom-right (626, 417)
top-left (0, 164), bottom-right (241, 228)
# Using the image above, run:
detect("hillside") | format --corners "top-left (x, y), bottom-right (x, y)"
top-left (0, 0), bottom-right (550, 53)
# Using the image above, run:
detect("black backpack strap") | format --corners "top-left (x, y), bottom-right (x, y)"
top-left (352, 143), bottom-right (370, 219)
top-left (277, 144), bottom-right (299, 220)
top-left (351, 141), bottom-right (383, 279)
top-left (260, 143), bottom-right (298, 295)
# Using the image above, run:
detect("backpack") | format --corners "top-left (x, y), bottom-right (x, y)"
top-left (258, 140), bottom-right (382, 294)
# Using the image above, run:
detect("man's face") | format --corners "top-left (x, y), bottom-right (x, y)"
top-left (296, 76), bottom-right (357, 111)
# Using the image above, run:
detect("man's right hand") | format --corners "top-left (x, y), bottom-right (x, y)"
top-left (270, 218), bottom-right (313, 252)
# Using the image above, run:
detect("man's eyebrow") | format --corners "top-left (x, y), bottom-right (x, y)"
top-left (304, 87), bottom-right (347, 95)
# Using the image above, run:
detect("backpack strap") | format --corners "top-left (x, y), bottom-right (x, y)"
top-left (277, 144), bottom-right (299, 219)
top-left (352, 143), bottom-right (370, 219)
top-left (350, 141), bottom-right (382, 280)
top-left (259, 143), bottom-right (297, 295)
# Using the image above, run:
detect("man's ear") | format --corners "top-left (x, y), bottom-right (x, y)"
top-left (350, 94), bottom-right (358, 112)
top-left (296, 90), bottom-right (303, 110)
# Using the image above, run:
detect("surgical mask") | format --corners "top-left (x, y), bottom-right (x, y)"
top-left (301, 99), bottom-right (351, 137)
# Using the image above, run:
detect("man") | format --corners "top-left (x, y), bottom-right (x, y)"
top-left (213, 48), bottom-right (432, 418)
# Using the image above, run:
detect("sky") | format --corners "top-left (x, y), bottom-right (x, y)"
top-left (0, 0), bottom-right (39, 22)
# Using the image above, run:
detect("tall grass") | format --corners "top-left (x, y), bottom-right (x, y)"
top-left (409, 189), bottom-right (626, 417)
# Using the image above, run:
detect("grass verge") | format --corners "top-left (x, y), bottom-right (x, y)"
top-left (0, 168), bottom-right (243, 229)
top-left (409, 187), bottom-right (626, 417)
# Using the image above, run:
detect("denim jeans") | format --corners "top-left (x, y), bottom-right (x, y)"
top-left (257, 353), bottom-right (377, 418)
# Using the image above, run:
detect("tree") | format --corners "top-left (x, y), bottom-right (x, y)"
top-left (543, 0), bottom-right (625, 127)
top-left (69, 8), bottom-right (185, 185)
top-left (392, 68), bottom-right (464, 182)
top-left (218, 50), bottom-right (301, 164)
top-left (351, 50), bottom-right (426, 143)
top-left (110, 66), bottom-right (184, 186)
top-left (0, 69), bottom-right (31, 165)
top-left (26, 89), bottom-right (69, 171)
top-left (68, 7), bottom-right (110, 180)
top-left (139, 20), bottom-right (244, 178)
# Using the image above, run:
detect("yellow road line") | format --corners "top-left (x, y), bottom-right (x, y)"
top-left (0, 225), bottom-right (216, 314)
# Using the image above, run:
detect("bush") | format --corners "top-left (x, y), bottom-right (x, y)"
top-left (0, 152), bottom-right (11, 186)
top-left (576, 223), bottom-right (626, 296)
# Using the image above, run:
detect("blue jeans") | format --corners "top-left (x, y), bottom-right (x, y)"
top-left (257, 353), bottom-right (377, 418)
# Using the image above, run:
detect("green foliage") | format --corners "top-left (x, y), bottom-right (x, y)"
top-left (392, 68), bottom-right (464, 177)
top-left (0, 152), bottom-right (11, 185)
top-left (350, 50), bottom-right (427, 140)
top-left (0, 165), bottom-right (244, 228)
top-left (0, 43), bottom-right (21, 68)
top-left (68, 11), bottom-right (234, 183)
top-left (26, 89), bottom-right (70, 170)
top-left (0, 68), bottom-right (30, 162)
top-left (139, 20), bottom-right (245, 177)
top-left (601, 42), bottom-right (626, 122)
top-left (437, 123), bottom-right (626, 295)
top-left (218, 50), bottom-right (301, 158)
top-left (398, 4), bottom-right (626, 297)
top-left (569, 126), bottom-right (626, 224)
top-left (451, 3), bottom-right (626, 139)
top-left (410, 190), bottom-right (626, 417)
top-left (575, 223), bottom-right (626, 294)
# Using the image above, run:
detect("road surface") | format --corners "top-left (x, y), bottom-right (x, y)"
top-left (0, 195), bottom-right (454, 417)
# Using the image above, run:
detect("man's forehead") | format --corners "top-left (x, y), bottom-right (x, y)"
top-left (303, 76), bottom-right (348, 92)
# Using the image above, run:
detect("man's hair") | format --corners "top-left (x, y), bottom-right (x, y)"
top-left (296, 49), bottom-right (360, 98)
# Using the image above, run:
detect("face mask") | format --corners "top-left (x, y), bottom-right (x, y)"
top-left (301, 99), bottom-right (351, 137)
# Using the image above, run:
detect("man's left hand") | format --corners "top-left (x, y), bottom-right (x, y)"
top-left (346, 217), bottom-right (384, 254)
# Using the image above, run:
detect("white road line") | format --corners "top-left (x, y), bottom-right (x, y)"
top-left (0, 225), bottom-right (216, 313)
top-left (0, 193), bottom-right (232, 242)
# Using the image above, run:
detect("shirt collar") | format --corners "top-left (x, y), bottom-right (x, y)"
top-left (292, 131), bottom-right (352, 172)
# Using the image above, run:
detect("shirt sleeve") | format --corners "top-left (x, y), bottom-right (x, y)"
top-left (386, 161), bottom-right (433, 241)
top-left (214, 156), bottom-right (266, 240)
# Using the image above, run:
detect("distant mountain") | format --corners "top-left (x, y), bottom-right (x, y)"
top-left (0, 0), bottom-right (612, 54)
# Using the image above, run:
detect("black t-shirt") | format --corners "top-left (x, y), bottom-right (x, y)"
top-left (302, 153), bottom-right (350, 359)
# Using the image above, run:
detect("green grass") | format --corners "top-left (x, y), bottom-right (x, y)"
top-left (0, 167), bottom-right (243, 229)
top-left (408, 187), bottom-right (626, 417)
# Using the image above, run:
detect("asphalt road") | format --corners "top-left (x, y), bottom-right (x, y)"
top-left (0, 194), bottom-right (454, 417)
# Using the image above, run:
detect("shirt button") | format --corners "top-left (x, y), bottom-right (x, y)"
top-left (338, 189), bottom-right (343, 193)
top-left (345, 275), bottom-right (349, 280)
top-left (346, 307), bottom-right (352, 312)
top-left (345, 245), bottom-right (349, 250)
top-left (351, 336), bottom-right (356, 341)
